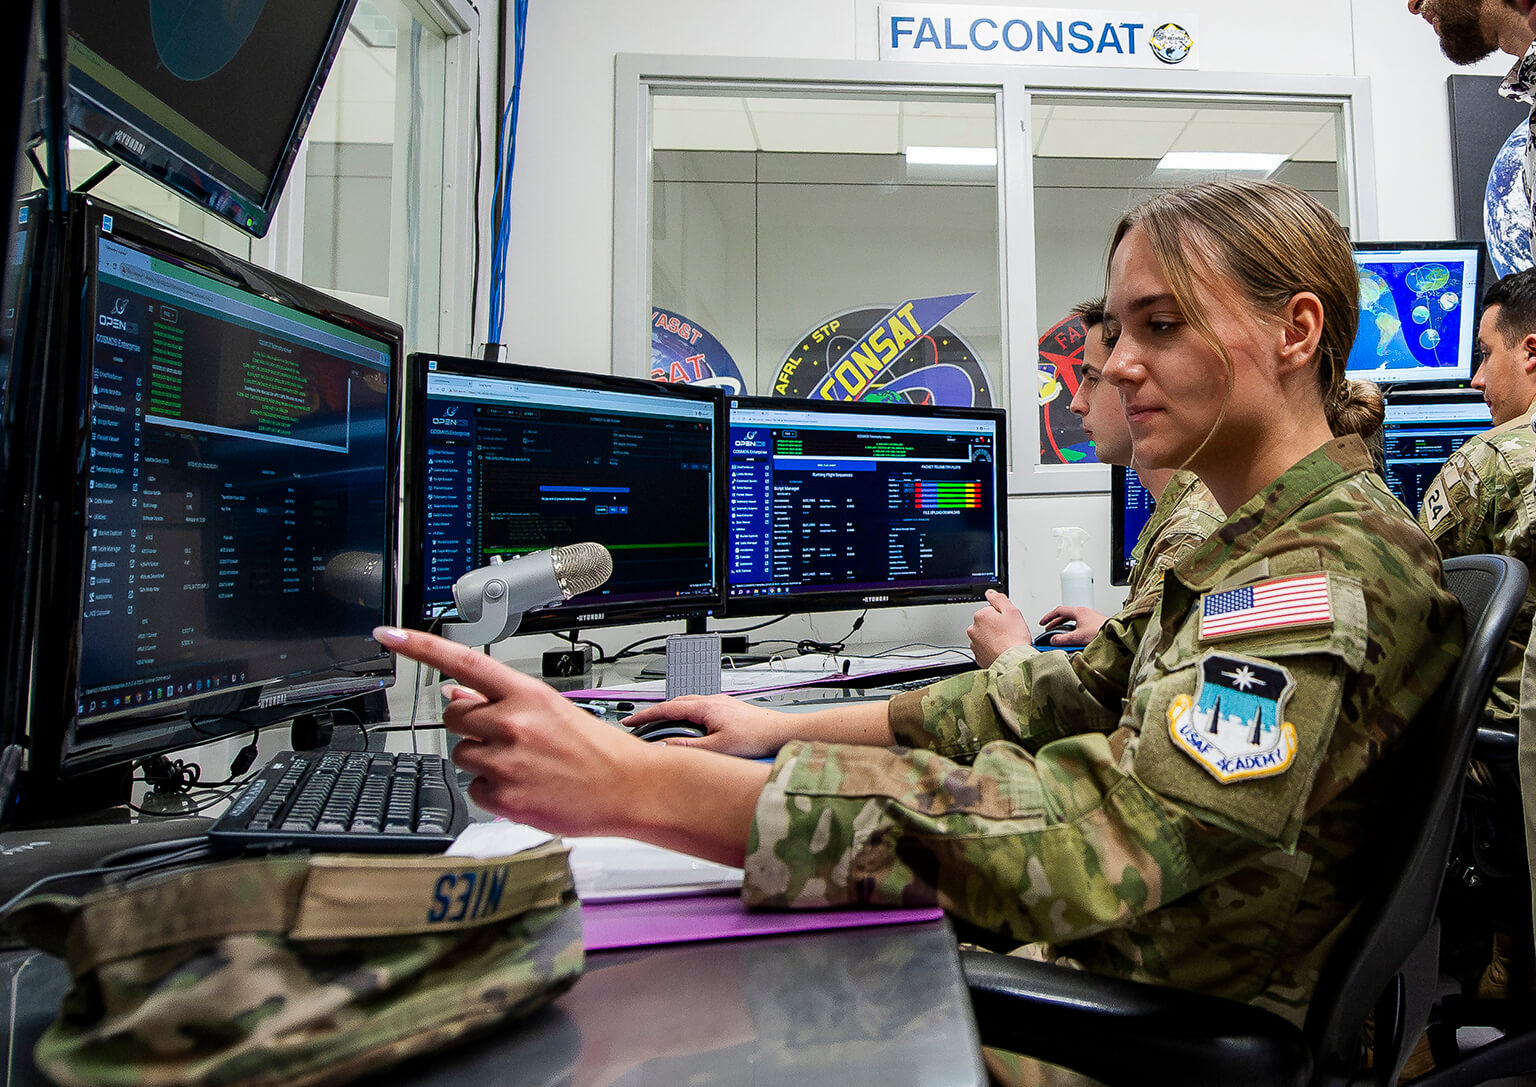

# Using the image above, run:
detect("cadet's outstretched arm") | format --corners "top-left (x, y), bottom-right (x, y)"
top-left (375, 626), bottom-right (771, 868)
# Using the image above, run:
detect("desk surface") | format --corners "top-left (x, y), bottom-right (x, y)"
top-left (3, 920), bottom-right (985, 1087)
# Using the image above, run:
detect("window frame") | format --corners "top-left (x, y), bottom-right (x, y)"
top-left (613, 54), bottom-right (1376, 496)
top-left (251, 0), bottom-right (481, 357)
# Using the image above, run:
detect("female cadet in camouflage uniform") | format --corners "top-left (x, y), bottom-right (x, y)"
top-left (375, 180), bottom-right (1464, 1055)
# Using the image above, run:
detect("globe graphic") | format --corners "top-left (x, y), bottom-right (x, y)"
top-left (1485, 120), bottom-right (1534, 279)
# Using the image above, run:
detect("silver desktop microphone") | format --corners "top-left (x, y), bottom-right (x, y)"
top-left (444, 542), bottom-right (614, 646)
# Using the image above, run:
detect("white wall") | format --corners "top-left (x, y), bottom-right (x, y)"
top-left (482, 0), bottom-right (1518, 654)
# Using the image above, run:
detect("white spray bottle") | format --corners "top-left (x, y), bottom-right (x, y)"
top-left (1052, 526), bottom-right (1094, 608)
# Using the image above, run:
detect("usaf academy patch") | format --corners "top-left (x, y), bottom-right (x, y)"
top-left (1167, 652), bottom-right (1299, 783)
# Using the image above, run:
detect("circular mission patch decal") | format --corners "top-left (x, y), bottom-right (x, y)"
top-left (771, 293), bottom-right (995, 407)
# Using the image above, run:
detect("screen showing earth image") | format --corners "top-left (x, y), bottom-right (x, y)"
top-left (1346, 245), bottom-right (1481, 387)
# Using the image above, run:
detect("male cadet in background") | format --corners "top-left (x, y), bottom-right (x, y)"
top-left (1409, 0), bottom-right (1536, 260)
top-left (1419, 267), bottom-right (1536, 995)
top-left (968, 297), bottom-right (1223, 664)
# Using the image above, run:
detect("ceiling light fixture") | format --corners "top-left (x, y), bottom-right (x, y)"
top-left (904, 145), bottom-right (997, 167)
top-left (1155, 151), bottom-right (1288, 176)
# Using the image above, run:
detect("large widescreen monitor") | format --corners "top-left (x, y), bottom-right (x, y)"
top-left (404, 356), bottom-right (725, 634)
top-left (15, 196), bottom-right (401, 818)
top-left (723, 396), bottom-right (1007, 617)
top-left (1346, 241), bottom-right (1484, 388)
top-left (65, 0), bottom-right (358, 237)
top-left (1380, 393), bottom-right (1491, 515)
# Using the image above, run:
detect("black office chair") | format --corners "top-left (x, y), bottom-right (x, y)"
top-left (963, 553), bottom-right (1528, 1087)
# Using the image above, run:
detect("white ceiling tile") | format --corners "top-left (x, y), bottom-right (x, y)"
top-left (1043, 103), bottom-right (1196, 125)
top-left (653, 108), bottom-right (757, 151)
top-left (1035, 120), bottom-right (1188, 159)
top-left (1294, 124), bottom-right (1340, 162)
top-left (1170, 120), bottom-right (1326, 156)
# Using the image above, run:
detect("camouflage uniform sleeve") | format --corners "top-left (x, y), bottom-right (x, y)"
top-left (1418, 432), bottom-right (1508, 558)
top-left (743, 546), bottom-right (1457, 948)
top-left (888, 609), bottom-right (1146, 758)
top-left (1418, 424), bottom-right (1536, 726)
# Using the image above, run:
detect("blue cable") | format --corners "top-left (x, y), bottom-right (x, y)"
top-left (487, 92), bottom-right (514, 341)
top-left (488, 0), bottom-right (528, 349)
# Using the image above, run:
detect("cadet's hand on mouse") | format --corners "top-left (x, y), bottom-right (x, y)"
top-left (622, 695), bottom-right (798, 758)
top-left (968, 589), bottom-right (1032, 667)
top-left (374, 626), bottom-right (660, 836)
top-left (1036, 605), bottom-right (1106, 647)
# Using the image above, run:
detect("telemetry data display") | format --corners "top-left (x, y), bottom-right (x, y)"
top-left (1380, 397), bottom-right (1491, 514)
top-left (79, 231), bottom-right (393, 721)
top-left (726, 400), bottom-right (1004, 608)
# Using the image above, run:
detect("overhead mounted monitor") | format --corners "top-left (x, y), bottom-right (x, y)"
top-left (1346, 241), bottom-right (1484, 388)
top-left (65, 0), bottom-right (359, 237)
top-left (723, 396), bottom-right (1007, 617)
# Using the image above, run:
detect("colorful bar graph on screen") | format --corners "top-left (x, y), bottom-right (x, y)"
top-left (913, 481), bottom-right (981, 509)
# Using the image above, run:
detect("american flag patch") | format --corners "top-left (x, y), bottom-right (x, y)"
top-left (1199, 573), bottom-right (1332, 640)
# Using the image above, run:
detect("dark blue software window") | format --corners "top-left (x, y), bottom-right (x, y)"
top-left (80, 234), bottom-right (393, 718)
top-left (418, 369), bottom-right (718, 618)
top-left (1381, 396), bottom-right (1491, 514)
top-left (725, 400), bottom-right (1004, 609)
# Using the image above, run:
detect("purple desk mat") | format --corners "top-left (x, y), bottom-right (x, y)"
top-left (580, 894), bottom-right (944, 951)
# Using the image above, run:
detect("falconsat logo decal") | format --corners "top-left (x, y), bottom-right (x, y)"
top-left (1149, 22), bottom-right (1193, 64)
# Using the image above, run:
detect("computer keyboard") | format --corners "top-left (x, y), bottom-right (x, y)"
top-left (208, 749), bottom-right (469, 854)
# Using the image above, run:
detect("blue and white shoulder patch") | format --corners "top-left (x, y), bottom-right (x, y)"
top-left (1167, 651), bottom-right (1298, 783)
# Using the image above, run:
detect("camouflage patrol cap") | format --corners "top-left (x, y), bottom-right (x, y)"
top-left (2, 841), bottom-right (583, 1087)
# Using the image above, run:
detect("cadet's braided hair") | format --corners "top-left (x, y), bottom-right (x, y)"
top-left (1108, 180), bottom-right (1372, 457)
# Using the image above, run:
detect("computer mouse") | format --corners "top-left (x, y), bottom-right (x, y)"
top-left (1032, 620), bottom-right (1077, 648)
top-left (627, 719), bottom-right (708, 742)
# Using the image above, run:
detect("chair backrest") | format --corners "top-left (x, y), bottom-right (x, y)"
top-left (1303, 554), bottom-right (1528, 1082)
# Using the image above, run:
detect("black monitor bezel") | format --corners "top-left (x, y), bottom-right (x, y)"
top-left (64, 1), bottom-right (358, 238)
top-left (1347, 239), bottom-right (1488, 390)
top-left (0, 0), bottom-right (61, 823)
top-left (720, 394), bottom-right (1009, 619)
top-left (403, 354), bottom-right (728, 636)
top-left (25, 194), bottom-right (403, 782)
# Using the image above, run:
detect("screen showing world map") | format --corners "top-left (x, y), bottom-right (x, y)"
top-left (1346, 243), bottom-right (1483, 387)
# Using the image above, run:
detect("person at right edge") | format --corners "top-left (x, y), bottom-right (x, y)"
top-left (1418, 268), bottom-right (1536, 999)
top-left (1408, 0), bottom-right (1536, 258)
top-left (376, 181), bottom-right (1465, 1087)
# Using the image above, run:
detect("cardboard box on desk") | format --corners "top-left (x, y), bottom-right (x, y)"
top-left (1, 843), bottom-right (583, 1087)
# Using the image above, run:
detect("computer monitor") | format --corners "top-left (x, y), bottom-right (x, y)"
top-left (65, 0), bottom-right (358, 236)
top-left (404, 356), bottom-right (725, 634)
top-left (723, 396), bottom-right (1007, 617)
top-left (1380, 393), bottom-right (1492, 515)
top-left (15, 195), bottom-right (402, 819)
top-left (1109, 465), bottom-right (1155, 588)
top-left (1346, 241), bottom-right (1484, 388)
